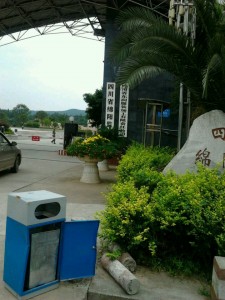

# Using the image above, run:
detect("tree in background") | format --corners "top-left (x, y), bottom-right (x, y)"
top-left (1, 105), bottom-right (88, 128)
top-left (12, 104), bottom-right (30, 126)
top-left (0, 110), bottom-right (10, 131)
top-left (42, 117), bottom-right (51, 127)
top-left (0, 110), bottom-right (9, 124)
top-left (49, 112), bottom-right (68, 128)
top-left (83, 88), bottom-right (103, 127)
top-left (73, 115), bottom-right (87, 126)
top-left (35, 110), bottom-right (48, 125)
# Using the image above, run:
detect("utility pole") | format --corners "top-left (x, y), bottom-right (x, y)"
top-left (168, 0), bottom-right (196, 151)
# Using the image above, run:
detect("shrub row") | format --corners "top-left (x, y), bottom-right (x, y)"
top-left (117, 143), bottom-right (175, 180)
top-left (98, 143), bottom-right (225, 278)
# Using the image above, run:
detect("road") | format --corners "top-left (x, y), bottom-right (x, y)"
top-left (0, 139), bottom-right (81, 194)
top-left (0, 128), bottom-right (117, 235)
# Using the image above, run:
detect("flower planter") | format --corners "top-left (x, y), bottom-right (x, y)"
top-left (78, 156), bottom-right (102, 184)
top-left (107, 156), bottom-right (120, 166)
top-left (66, 134), bottom-right (119, 182)
top-left (98, 159), bottom-right (109, 171)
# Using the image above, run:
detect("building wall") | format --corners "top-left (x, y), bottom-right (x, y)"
top-left (102, 9), bottom-right (178, 148)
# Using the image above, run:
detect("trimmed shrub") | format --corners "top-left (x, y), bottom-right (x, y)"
top-left (98, 144), bottom-right (225, 278)
top-left (150, 166), bottom-right (225, 268)
top-left (98, 180), bottom-right (151, 248)
top-left (117, 143), bottom-right (175, 182)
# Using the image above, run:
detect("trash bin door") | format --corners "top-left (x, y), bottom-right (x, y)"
top-left (59, 220), bottom-right (99, 281)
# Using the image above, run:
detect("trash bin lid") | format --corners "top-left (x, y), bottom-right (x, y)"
top-left (7, 190), bottom-right (66, 226)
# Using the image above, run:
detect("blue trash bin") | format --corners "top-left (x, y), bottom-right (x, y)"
top-left (3, 190), bottom-right (99, 299)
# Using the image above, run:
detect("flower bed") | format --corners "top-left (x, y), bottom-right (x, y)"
top-left (66, 134), bottom-right (119, 160)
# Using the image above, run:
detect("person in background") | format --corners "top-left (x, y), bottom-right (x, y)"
top-left (51, 128), bottom-right (56, 144)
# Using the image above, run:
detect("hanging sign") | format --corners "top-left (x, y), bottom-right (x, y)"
top-left (105, 82), bottom-right (116, 128)
top-left (118, 84), bottom-right (129, 137)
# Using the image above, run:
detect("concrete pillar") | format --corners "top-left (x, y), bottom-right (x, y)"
top-left (211, 256), bottom-right (225, 300)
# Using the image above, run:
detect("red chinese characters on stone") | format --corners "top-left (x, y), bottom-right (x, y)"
top-left (195, 148), bottom-right (211, 166)
top-left (212, 128), bottom-right (225, 141)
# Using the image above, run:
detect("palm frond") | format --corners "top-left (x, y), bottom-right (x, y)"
top-left (130, 26), bottom-right (195, 66)
top-left (109, 31), bottom-right (134, 64)
top-left (116, 6), bottom-right (160, 30)
top-left (116, 53), bottom-right (202, 101)
top-left (110, 1), bottom-right (225, 111)
top-left (202, 53), bottom-right (223, 98)
top-left (117, 60), bottom-right (164, 88)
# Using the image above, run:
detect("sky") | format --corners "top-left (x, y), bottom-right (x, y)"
top-left (0, 33), bottom-right (105, 112)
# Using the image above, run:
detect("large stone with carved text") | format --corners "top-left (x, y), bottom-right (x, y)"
top-left (163, 110), bottom-right (225, 174)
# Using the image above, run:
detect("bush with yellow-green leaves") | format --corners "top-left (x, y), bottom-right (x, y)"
top-left (117, 143), bottom-right (175, 180)
top-left (98, 144), bottom-right (225, 278)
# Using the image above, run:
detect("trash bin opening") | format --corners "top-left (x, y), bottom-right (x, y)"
top-left (35, 202), bottom-right (61, 219)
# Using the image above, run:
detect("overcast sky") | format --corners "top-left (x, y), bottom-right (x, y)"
top-left (0, 34), bottom-right (105, 112)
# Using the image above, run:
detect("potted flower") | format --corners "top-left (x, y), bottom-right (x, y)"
top-left (97, 126), bottom-right (132, 166)
top-left (66, 134), bottom-right (118, 183)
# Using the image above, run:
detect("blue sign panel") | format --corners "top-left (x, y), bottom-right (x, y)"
top-left (157, 108), bottom-right (171, 118)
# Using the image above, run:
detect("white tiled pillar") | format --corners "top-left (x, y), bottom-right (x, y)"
top-left (212, 256), bottom-right (225, 300)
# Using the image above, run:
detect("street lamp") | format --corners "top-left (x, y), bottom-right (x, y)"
top-left (69, 116), bottom-right (74, 123)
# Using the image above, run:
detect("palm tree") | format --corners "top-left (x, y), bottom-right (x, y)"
top-left (110, 0), bottom-right (225, 119)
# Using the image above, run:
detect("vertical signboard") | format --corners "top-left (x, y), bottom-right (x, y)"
top-left (105, 82), bottom-right (116, 128)
top-left (118, 84), bottom-right (129, 137)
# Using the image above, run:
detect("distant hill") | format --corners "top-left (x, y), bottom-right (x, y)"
top-left (30, 109), bottom-right (86, 116)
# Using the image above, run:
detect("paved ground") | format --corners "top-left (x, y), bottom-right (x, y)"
top-left (0, 129), bottom-right (211, 300)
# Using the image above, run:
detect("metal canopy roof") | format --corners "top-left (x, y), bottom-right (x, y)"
top-left (0, 0), bottom-right (169, 46)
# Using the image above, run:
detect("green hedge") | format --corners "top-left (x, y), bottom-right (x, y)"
top-left (117, 143), bottom-right (175, 182)
top-left (98, 144), bottom-right (225, 278)
top-left (24, 121), bottom-right (40, 128)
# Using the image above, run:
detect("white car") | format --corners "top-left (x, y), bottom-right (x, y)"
top-left (0, 132), bottom-right (22, 173)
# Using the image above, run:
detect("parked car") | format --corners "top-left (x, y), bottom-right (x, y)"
top-left (0, 132), bottom-right (22, 173)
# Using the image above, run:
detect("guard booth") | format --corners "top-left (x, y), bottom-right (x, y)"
top-left (3, 190), bottom-right (99, 300)
top-left (64, 123), bottom-right (78, 149)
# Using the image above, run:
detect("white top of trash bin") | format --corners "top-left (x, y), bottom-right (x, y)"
top-left (9, 190), bottom-right (66, 203)
top-left (7, 190), bottom-right (67, 226)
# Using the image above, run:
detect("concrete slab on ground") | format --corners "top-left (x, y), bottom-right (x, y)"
top-left (89, 264), bottom-right (210, 300)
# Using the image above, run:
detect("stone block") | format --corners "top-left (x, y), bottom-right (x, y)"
top-left (164, 110), bottom-right (225, 174)
top-left (212, 256), bottom-right (225, 300)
